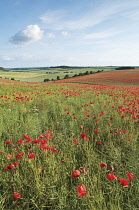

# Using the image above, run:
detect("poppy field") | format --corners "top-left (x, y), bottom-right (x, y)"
top-left (0, 79), bottom-right (139, 209)
top-left (56, 68), bottom-right (139, 86)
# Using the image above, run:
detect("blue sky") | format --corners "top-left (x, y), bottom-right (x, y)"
top-left (1, 0), bottom-right (139, 68)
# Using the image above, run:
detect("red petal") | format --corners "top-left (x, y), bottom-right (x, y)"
top-left (77, 192), bottom-right (87, 197)
top-left (77, 184), bottom-right (87, 193)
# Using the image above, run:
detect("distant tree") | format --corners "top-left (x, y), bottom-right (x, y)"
top-left (73, 74), bottom-right (78, 77)
top-left (90, 71), bottom-right (93, 74)
top-left (84, 71), bottom-right (89, 75)
top-left (115, 66), bottom-right (135, 70)
top-left (0, 67), bottom-right (5, 71)
top-left (79, 73), bottom-right (84, 76)
top-left (44, 79), bottom-right (50, 82)
top-left (11, 78), bottom-right (15, 80)
top-left (57, 76), bottom-right (60, 80)
top-left (64, 74), bottom-right (69, 79)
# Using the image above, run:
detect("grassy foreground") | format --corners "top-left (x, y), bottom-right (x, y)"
top-left (0, 81), bottom-right (139, 209)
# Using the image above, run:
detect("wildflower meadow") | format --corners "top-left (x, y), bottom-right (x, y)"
top-left (0, 81), bottom-right (139, 209)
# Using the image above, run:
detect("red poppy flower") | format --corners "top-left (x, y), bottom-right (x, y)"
top-left (45, 134), bottom-right (52, 139)
top-left (19, 152), bottom-right (24, 156)
top-left (32, 139), bottom-right (41, 144)
top-left (23, 134), bottom-right (31, 140)
top-left (41, 140), bottom-right (48, 145)
top-left (107, 122), bottom-right (111, 126)
top-left (13, 193), bottom-right (22, 200)
top-left (14, 161), bottom-right (19, 166)
top-left (110, 117), bottom-right (114, 120)
top-left (81, 167), bottom-right (87, 173)
top-left (5, 140), bottom-right (12, 144)
top-left (28, 153), bottom-right (35, 159)
top-left (4, 164), bottom-right (15, 171)
top-left (17, 139), bottom-right (25, 144)
top-left (80, 133), bottom-right (87, 139)
top-left (6, 154), bottom-right (12, 160)
top-left (94, 130), bottom-right (99, 134)
top-left (71, 170), bottom-right (80, 178)
top-left (53, 149), bottom-right (58, 153)
top-left (39, 135), bottom-right (45, 139)
top-left (119, 178), bottom-right (129, 187)
top-left (107, 173), bottom-right (118, 180)
top-left (99, 112), bottom-right (104, 116)
top-left (73, 139), bottom-right (78, 143)
top-left (126, 172), bottom-right (134, 181)
top-left (77, 184), bottom-right (87, 193)
top-left (40, 144), bottom-right (48, 151)
top-left (15, 154), bottom-right (21, 159)
top-left (97, 142), bottom-right (103, 145)
top-left (100, 163), bottom-right (107, 169)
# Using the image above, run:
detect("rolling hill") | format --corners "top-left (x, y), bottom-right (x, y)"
top-left (55, 69), bottom-right (139, 86)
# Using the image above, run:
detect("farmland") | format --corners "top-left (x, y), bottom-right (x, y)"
top-left (1, 67), bottom-right (139, 86)
top-left (56, 68), bottom-right (139, 86)
top-left (0, 77), bottom-right (139, 209)
top-left (0, 66), bottom-right (114, 82)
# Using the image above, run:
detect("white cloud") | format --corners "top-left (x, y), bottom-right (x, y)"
top-left (124, 10), bottom-right (139, 20)
top-left (10, 25), bottom-right (44, 45)
top-left (46, 33), bottom-right (56, 38)
top-left (61, 31), bottom-right (69, 36)
top-left (40, 9), bottom-right (103, 30)
top-left (2, 56), bottom-right (15, 61)
top-left (40, 10), bottom-right (66, 24)
top-left (40, 1), bottom-right (139, 31)
top-left (84, 30), bottom-right (122, 40)
top-left (1, 53), bottom-right (33, 63)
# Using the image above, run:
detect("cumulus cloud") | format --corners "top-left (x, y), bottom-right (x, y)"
top-left (10, 25), bottom-right (44, 45)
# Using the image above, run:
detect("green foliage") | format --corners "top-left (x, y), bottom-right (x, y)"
top-left (44, 78), bottom-right (50, 82)
top-left (84, 71), bottom-right (89, 75)
top-left (115, 66), bottom-right (135, 70)
top-left (57, 76), bottom-right (60, 80)
top-left (0, 67), bottom-right (5, 71)
top-left (64, 74), bottom-right (70, 79)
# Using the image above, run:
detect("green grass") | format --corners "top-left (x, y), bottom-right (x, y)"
top-left (0, 82), bottom-right (139, 209)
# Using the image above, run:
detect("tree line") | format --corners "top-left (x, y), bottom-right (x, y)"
top-left (44, 70), bottom-right (104, 82)
top-left (115, 66), bottom-right (135, 70)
